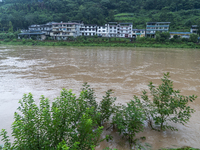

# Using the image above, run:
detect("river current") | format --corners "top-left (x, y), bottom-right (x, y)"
top-left (0, 46), bottom-right (200, 149)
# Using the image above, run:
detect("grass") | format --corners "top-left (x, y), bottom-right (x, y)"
top-left (1, 38), bottom-right (200, 49)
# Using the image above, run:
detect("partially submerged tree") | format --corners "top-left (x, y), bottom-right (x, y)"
top-left (112, 100), bottom-right (145, 148)
top-left (134, 72), bottom-right (197, 131)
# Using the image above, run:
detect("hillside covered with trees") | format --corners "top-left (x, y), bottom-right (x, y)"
top-left (0, 0), bottom-right (200, 32)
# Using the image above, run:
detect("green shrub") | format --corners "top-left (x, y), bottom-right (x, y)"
top-left (133, 72), bottom-right (197, 131)
top-left (113, 100), bottom-right (145, 147)
top-left (3, 39), bottom-right (10, 42)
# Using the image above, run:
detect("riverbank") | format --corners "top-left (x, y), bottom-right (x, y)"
top-left (1, 38), bottom-right (200, 49)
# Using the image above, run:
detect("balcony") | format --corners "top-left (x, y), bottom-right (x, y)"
top-left (146, 29), bottom-right (169, 31)
top-left (147, 25), bottom-right (169, 28)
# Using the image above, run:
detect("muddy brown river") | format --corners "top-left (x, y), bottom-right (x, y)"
top-left (0, 45), bottom-right (200, 149)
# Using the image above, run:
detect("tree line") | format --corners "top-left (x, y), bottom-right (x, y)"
top-left (1, 0), bottom-right (200, 31)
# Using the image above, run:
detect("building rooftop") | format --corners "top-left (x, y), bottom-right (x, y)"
top-left (18, 32), bottom-right (45, 35)
top-left (191, 25), bottom-right (198, 27)
top-left (119, 23), bottom-right (133, 25)
top-left (170, 32), bottom-right (191, 34)
top-left (133, 29), bottom-right (145, 31)
top-left (84, 24), bottom-right (97, 26)
top-left (147, 22), bottom-right (171, 24)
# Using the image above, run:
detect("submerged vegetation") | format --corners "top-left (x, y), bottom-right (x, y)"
top-left (0, 73), bottom-right (197, 149)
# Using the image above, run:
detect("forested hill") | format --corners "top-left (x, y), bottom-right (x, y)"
top-left (1, 0), bottom-right (200, 32)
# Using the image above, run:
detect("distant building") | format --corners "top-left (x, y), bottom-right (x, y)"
top-left (28, 22), bottom-right (57, 36)
top-left (97, 26), bottom-right (108, 37)
top-left (170, 32), bottom-right (191, 39)
top-left (80, 24), bottom-right (97, 36)
top-left (132, 29), bottom-right (145, 38)
top-left (146, 22), bottom-right (170, 38)
top-left (18, 30), bottom-right (46, 40)
top-left (50, 21), bottom-right (83, 40)
top-left (191, 25), bottom-right (198, 34)
top-left (107, 22), bottom-right (133, 38)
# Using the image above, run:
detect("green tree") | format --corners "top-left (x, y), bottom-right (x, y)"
top-left (156, 32), bottom-right (170, 42)
top-left (112, 100), bottom-right (145, 148)
top-left (189, 33), bottom-right (198, 43)
top-left (98, 89), bottom-right (116, 126)
top-left (1, 87), bottom-right (104, 149)
top-left (134, 73), bottom-right (197, 131)
top-left (8, 21), bottom-right (13, 33)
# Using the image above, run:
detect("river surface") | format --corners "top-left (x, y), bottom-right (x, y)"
top-left (0, 45), bottom-right (200, 149)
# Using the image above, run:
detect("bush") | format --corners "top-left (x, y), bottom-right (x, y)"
top-left (113, 100), bottom-right (145, 147)
top-left (22, 39), bottom-right (26, 44)
top-left (3, 39), bottom-right (10, 42)
top-left (189, 34), bottom-right (198, 43)
top-left (0, 83), bottom-right (118, 149)
top-left (134, 72), bottom-right (197, 131)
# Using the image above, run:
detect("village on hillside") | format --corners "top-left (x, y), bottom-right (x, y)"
top-left (18, 21), bottom-right (199, 40)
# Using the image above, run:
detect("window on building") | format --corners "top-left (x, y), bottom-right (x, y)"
top-left (103, 30), bottom-right (105, 32)
top-left (98, 30), bottom-right (100, 32)
top-left (114, 30), bottom-right (116, 32)
top-left (110, 30), bottom-right (112, 32)
top-left (63, 28), bottom-right (66, 30)
top-left (114, 27), bottom-right (116, 29)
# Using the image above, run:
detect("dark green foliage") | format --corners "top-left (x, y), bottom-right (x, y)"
top-left (0, 0), bottom-right (200, 31)
top-left (189, 33), bottom-right (198, 43)
top-left (156, 32), bottom-right (170, 42)
top-left (98, 89), bottom-right (116, 126)
top-left (134, 73), bottom-right (197, 131)
top-left (0, 83), bottom-right (119, 150)
top-left (113, 100), bottom-right (145, 147)
top-left (0, 88), bottom-right (105, 149)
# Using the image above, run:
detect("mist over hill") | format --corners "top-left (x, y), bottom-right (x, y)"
top-left (0, 0), bottom-right (200, 31)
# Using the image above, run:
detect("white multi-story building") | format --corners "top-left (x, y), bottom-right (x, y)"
top-left (80, 24), bottom-right (97, 36)
top-left (106, 22), bottom-right (133, 38)
top-left (50, 21), bottom-right (83, 40)
top-left (97, 26), bottom-right (108, 37)
top-left (107, 22), bottom-right (118, 37)
top-left (118, 23), bottom-right (133, 38)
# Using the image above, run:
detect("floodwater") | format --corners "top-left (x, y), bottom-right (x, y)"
top-left (0, 45), bottom-right (200, 149)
